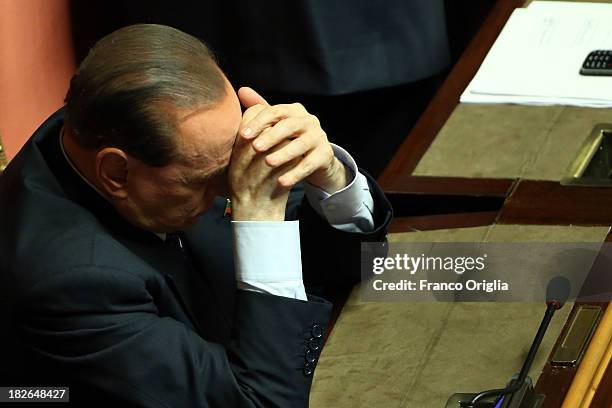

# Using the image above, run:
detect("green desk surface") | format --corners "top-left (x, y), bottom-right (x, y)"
top-left (310, 225), bottom-right (609, 408)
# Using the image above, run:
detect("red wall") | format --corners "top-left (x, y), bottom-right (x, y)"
top-left (0, 0), bottom-right (75, 160)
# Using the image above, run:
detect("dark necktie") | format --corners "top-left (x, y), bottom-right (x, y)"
top-left (163, 231), bottom-right (232, 343)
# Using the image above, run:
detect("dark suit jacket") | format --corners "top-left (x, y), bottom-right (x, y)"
top-left (0, 108), bottom-right (392, 407)
top-left (221, 0), bottom-right (450, 94)
top-left (71, 0), bottom-right (450, 96)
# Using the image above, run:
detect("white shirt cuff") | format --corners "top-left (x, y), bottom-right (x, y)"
top-left (304, 144), bottom-right (375, 232)
top-left (231, 220), bottom-right (307, 300)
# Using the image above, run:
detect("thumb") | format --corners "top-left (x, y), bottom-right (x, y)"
top-left (237, 86), bottom-right (270, 109)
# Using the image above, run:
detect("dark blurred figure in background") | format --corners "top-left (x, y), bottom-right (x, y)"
top-left (224, 1), bottom-right (450, 178)
top-left (71, 0), bottom-right (493, 177)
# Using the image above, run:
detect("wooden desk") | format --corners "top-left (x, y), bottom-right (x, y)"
top-left (311, 0), bottom-right (612, 407)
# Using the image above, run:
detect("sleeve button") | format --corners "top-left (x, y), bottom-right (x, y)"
top-left (305, 349), bottom-right (317, 364)
top-left (303, 363), bottom-right (314, 377)
top-left (311, 324), bottom-right (324, 338)
top-left (307, 337), bottom-right (321, 351)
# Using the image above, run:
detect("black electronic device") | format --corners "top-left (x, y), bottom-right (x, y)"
top-left (580, 50), bottom-right (612, 76)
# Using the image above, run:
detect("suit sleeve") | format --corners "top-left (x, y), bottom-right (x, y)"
top-left (287, 169), bottom-right (392, 297)
top-left (16, 266), bottom-right (331, 407)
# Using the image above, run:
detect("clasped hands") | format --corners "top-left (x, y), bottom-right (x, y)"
top-left (229, 87), bottom-right (350, 221)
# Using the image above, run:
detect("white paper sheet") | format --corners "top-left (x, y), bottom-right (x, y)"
top-left (460, 1), bottom-right (612, 107)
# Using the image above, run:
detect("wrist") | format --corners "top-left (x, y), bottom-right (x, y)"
top-left (231, 198), bottom-right (286, 221)
top-left (307, 157), bottom-right (350, 194)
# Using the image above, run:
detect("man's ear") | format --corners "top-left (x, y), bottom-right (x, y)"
top-left (96, 148), bottom-right (129, 199)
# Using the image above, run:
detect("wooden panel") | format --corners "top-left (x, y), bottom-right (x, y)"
top-left (378, 0), bottom-right (525, 189)
top-left (498, 180), bottom-right (612, 226)
top-left (590, 359), bottom-right (612, 408)
top-left (385, 177), bottom-right (511, 232)
top-left (387, 192), bottom-right (505, 218)
top-left (535, 232), bottom-right (612, 407)
top-left (383, 175), bottom-right (515, 197)
top-left (389, 211), bottom-right (498, 233)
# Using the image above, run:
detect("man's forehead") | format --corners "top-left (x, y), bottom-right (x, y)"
top-left (173, 88), bottom-right (241, 168)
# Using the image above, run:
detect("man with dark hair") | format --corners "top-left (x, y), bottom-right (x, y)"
top-left (0, 24), bottom-right (391, 407)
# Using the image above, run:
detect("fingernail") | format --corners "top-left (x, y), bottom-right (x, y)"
top-left (243, 128), bottom-right (252, 137)
top-left (253, 140), bottom-right (263, 149)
